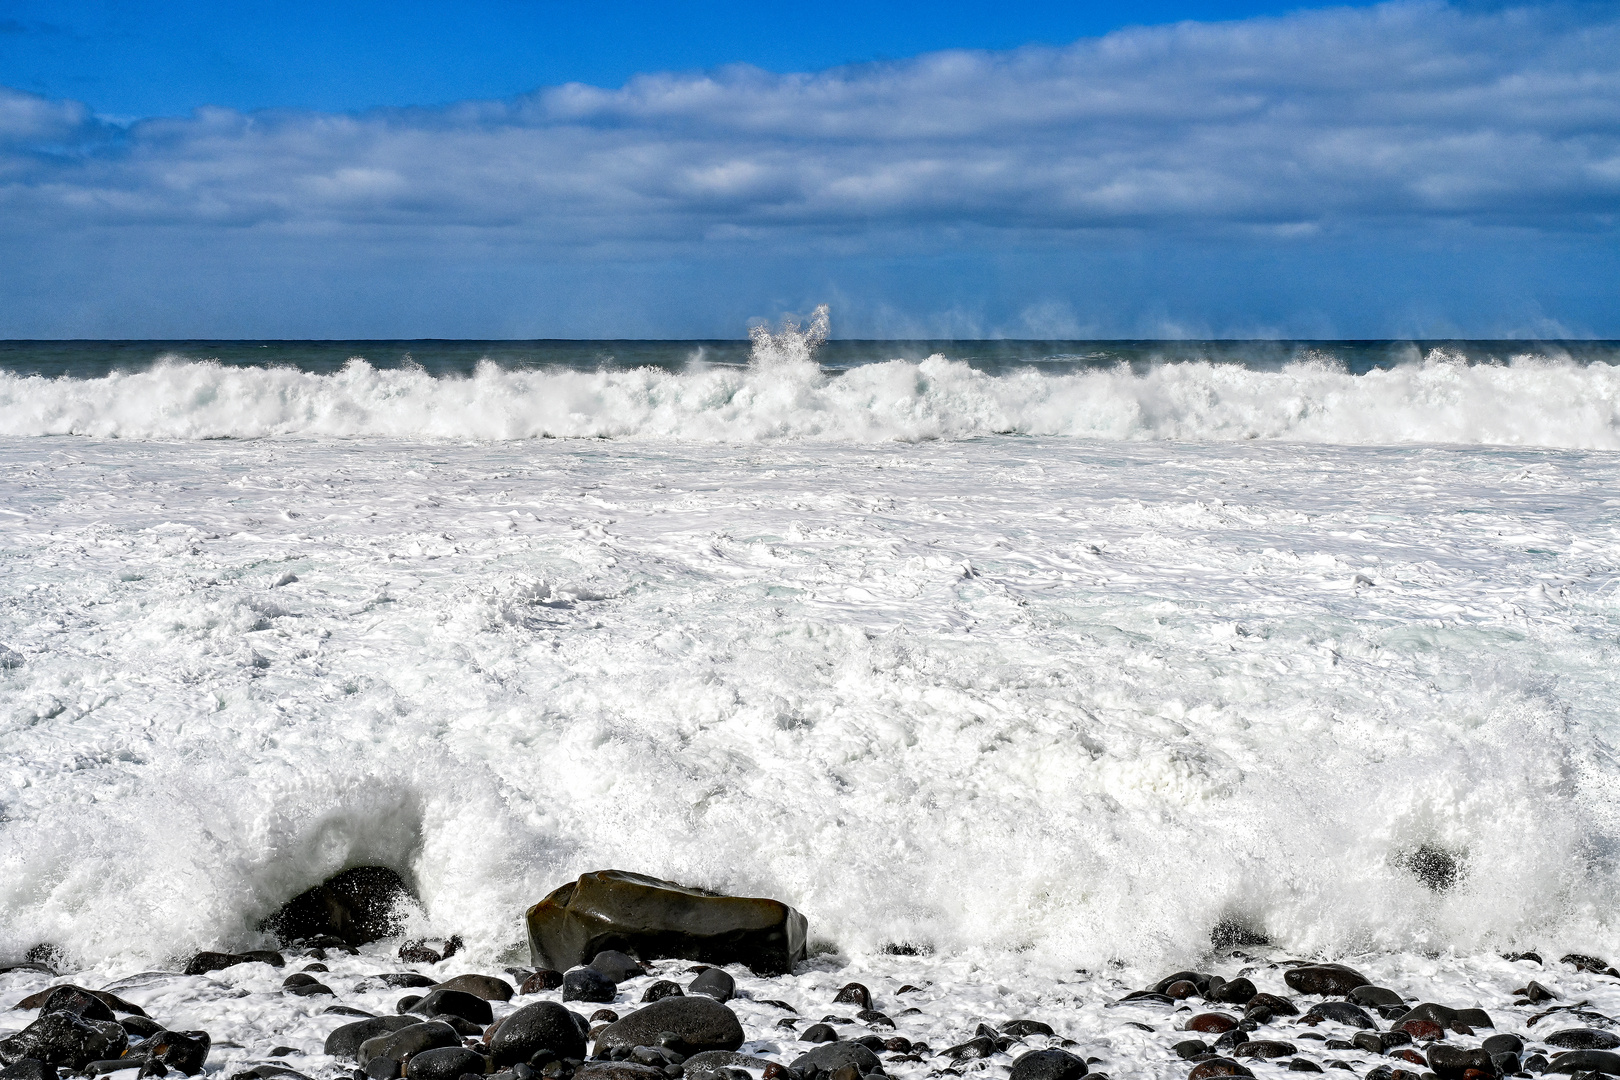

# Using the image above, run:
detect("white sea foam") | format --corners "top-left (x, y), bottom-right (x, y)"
top-left (2, 345), bottom-right (1618, 446)
top-left (1, 432), bottom-right (1618, 978)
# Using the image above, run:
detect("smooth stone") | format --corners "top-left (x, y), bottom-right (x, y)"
top-left (1544, 1051), bottom-right (1620, 1075)
top-left (592, 996), bottom-right (744, 1055)
top-left (1187, 1059), bottom-right (1253, 1080)
top-left (1348, 987), bottom-right (1405, 1009)
top-left (404, 1047), bottom-right (485, 1080)
top-left (408, 990), bottom-right (493, 1026)
top-left (0, 1014), bottom-right (128, 1072)
top-left (1234, 1042), bottom-right (1296, 1059)
top-left (562, 969), bottom-right (617, 1005)
top-left (1547, 1031), bottom-right (1620, 1051)
top-left (262, 867), bottom-right (417, 947)
top-left (431, 975), bottom-right (514, 1002)
top-left (1009, 1049), bottom-right (1088, 1080)
top-left (789, 1042), bottom-right (882, 1076)
top-left (325, 1017), bottom-right (420, 1060)
top-left (183, 951), bottom-right (284, 976)
top-left (357, 1023), bottom-right (460, 1069)
top-left (589, 953), bottom-right (645, 984)
top-left (525, 871), bottom-right (807, 976)
top-left (641, 982), bottom-right (683, 1003)
top-left (488, 1001), bottom-right (587, 1068)
top-left (1284, 966), bottom-right (1370, 997)
top-left (1207, 980), bottom-right (1258, 1006)
top-left (688, 970), bottom-right (735, 1003)
top-left (679, 1053), bottom-right (775, 1080)
top-left (1426, 1045), bottom-right (1495, 1080)
top-left (1303, 1003), bottom-right (1376, 1030)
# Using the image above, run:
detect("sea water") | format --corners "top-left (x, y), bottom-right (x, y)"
top-left (2, 323), bottom-right (1619, 1074)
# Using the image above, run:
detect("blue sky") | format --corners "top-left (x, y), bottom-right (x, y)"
top-left (1, 0), bottom-right (1617, 338)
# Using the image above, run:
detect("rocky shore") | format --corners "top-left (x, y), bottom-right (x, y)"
top-left (3, 873), bottom-right (1619, 1080)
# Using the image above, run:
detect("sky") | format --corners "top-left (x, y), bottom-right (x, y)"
top-left (1, 0), bottom-right (1617, 339)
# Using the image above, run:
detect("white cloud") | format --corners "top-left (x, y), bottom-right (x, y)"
top-left (0, 2), bottom-right (1616, 250)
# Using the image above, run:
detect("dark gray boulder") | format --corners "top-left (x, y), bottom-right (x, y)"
top-left (404, 1047), bottom-right (485, 1080)
top-left (356, 1022), bottom-right (460, 1070)
top-left (263, 867), bottom-right (417, 947)
top-left (0, 1014), bottom-right (128, 1072)
top-left (592, 997), bottom-right (744, 1055)
top-left (526, 871), bottom-right (807, 976)
top-left (325, 1016), bottom-right (421, 1060)
top-left (688, 969), bottom-right (735, 1003)
top-left (488, 1002), bottom-right (588, 1067)
top-left (789, 1042), bottom-right (882, 1076)
top-left (408, 990), bottom-right (493, 1026)
top-left (1010, 1049), bottom-right (1088, 1080)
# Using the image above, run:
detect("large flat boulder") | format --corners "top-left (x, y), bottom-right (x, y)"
top-left (526, 871), bottom-right (807, 975)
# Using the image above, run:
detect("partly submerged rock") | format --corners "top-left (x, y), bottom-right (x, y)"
top-left (526, 871), bottom-right (807, 976)
top-left (263, 867), bottom-right (417, 947)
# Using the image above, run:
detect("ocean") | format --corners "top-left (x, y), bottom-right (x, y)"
top-left (2, 326), bottom-right (1620, 1078)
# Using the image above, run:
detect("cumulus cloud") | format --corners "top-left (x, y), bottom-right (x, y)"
top-left (0, 1), bottom-right (1616, 251)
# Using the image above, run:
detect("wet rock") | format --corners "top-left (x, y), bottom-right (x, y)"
top-left (1561, 956), bottom-right (1612, 974)
top-left (1187, 1058), bottom-right (1253, 1080)
top-left (404, 1047), bottom-right (485, 1080)
top-left (688, 969), bottom-right (735, 1003)
top-left (679, 1053), bottom-right (776, 1080)
top-left (640, 981), bottom-right (683, 1003)
top-left (1235, 1042), bottom-right (1296, 1059)
top-left (833, 985), bottom-right (872, 1010)
top-left (1348, 988), bottom-right (1405, 1009)
top-left (1547, 1032), bottom-right (1620, 1051)
top-left (520, 972), bottom-right (565, 995)
top-left (561, 969), bottom-right (616, 1005)
top-left (488, 1001), bottom-right (587, 1068)
top-left (592, 996), bottom-right (744, 1056)
top-left (119, 1019), bottom-right (162, 1041)
top-left (408, 990), bottom-right (493, 1026)
top-left (183, 951), bottom-right (284, 976)
top-left (574, 1065), bottom-right (666, 1080)
top-left (431, 975), bottom-right (514, 1002)
top-left (142, 1031), bottom-right (210, 1076)
top-left (1174, 1042), bottom-right (1211, 1060)
top-left (1285, 966), bottom-right (1370, 997)
top-left (525, 871), bottom-right (807, 976)
top-left (0, 1061), bottom-right (56, 1080)
top-left (1245, 995), bottom-right (1298, 1017)
top-left (1009, 1049), bottom-right (1088, 1080)
top-left (326, 1017), bottom-right (422, 1060)
top-left (357, 1022), bottom-right (460, 1070)
top-left (1002, 1022), bottom-right (1055, 1040)
top-left (1353, 1033), bottom-right (1414, 1055)
top-left (1302, 1003), bottom-right (1376, 1029)
top-left (1186, 1015), bottom-right (1240, 1035)
top-left (263, 868), bottom-right (417, 947)
top-left (588, 953), bottom-right (645, 984)
top-left (942, 1037), bottom-right (997, 1060)
top-left (801, 1026), bottom-right (838, 1044)
top-left (1426, 1045), bottom-right (1496, 1080)
top-left (1207, 980), bottom-right (1258, 1006)
top-left (0, 1013), bottom-right (129, 1071)
top-left (789, 1042), bottom-right (882, 1076)
top-left (1544, 1051), bottom-right (1620, 1075)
